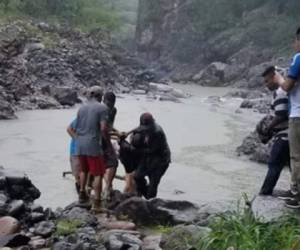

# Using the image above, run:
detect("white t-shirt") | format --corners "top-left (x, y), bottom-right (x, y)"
top-left (288, 53), bottom-right (300, 118)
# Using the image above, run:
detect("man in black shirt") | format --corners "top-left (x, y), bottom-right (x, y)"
top-left (103, 92), bottom-right (119, 197)
top-left (133, 113), bottom-right (171, 199)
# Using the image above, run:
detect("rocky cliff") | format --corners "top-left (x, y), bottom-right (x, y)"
top-left (136, 0), bottom-right (299, 87)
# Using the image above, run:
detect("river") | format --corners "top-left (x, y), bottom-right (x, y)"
top-left (0, 85), bottom-right (290, 208)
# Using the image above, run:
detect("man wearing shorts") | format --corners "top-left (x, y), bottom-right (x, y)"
top-left (75, 86), bottom-right (111, 212)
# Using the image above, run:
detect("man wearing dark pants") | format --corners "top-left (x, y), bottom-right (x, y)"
top-left (259, 66), bottom-right (290, 196)
top-left (133, 113), bottom-right (171, 199)
top-left (271, 27), bottom-right (300, 208)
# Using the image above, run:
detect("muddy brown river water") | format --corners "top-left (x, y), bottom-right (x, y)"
top-left (0, 85), bottom-right (290, 208)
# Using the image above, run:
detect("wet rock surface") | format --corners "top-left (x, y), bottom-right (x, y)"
top-left (115, 197), bottom-right (200, 226)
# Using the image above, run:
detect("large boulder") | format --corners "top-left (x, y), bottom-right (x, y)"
top-left (61, 207), bottom-right (97, 227)
top-left (1, 169), bottom-right (41, 202)
top-left (102, 230), bottom-right (142, 250)
top-left (115, 197), bottom-right (200, 226)
top-left (251, 195), bottom-right (295, 222)
top-left (192, 62), bottom-right (228, 86)
top-left (49, 86), bottom-right (80, 106)
top-left (0, 217), bottom-right (20, 236)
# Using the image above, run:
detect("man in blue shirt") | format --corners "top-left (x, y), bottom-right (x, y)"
top-left (272, 27), bottom-right (300, 208)
top-left (67, 119), bottom-right (80, 193)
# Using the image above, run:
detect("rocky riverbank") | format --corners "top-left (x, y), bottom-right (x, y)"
top-left (0, 166), bottom-right (294, 250)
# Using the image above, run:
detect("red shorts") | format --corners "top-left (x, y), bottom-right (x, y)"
top-left (79, 155), bottom-right (106, 176)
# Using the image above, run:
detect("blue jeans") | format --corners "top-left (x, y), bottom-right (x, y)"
top-left (260, 137), bottom-right (290, 195)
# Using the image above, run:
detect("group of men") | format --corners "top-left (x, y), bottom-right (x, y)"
top-left (67, 86), bottom-right (171, 212)
top-left (259, 27), bottom-right (300, 209)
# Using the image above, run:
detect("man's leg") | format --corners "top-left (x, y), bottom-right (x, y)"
top-left (289, 119), bottom-right (300, 195)
top-left (134, 165), bottom-right (148, 198)
top-left (260, 138), bottom-right (289, 195)
top-left (70, 156), bottom-right (81, 193)
top-left (124, 172), bottom-right (136, 194)
top-left (147, 164), bottom-right (169, 199)
top-left (104, 167), bottom-right (117, 191)
top-left (78, 156), bottom-right (89, 203)
top-left (88, 156), bottom-right (106, 212)
top-left (104, 148), bottom-right (118, 198)
top-left (93, 175), bottom-right (103, 201)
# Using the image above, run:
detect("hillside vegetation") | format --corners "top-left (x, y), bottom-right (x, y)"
top-left (0, 0), bottom-right (138, 44)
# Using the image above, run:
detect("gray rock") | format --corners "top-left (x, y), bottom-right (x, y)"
top-left (0, 193), bottom-right (8, 215)
top-left (142, 235), bottom-right (162, 250)
top-left (0, 216), bottom-right (20, 236)
top-left (157, 94), bottom-right (180, 103)
top-left (34, 221), bottom-right (55, 237)
top-left (251, 195), bottom-right (293, 222)
top-left (50, 86), bottom-right (80, 106)
top-left (133, 89), bottom-right (147, 95)
top-left (52, 241), bottom-right (74, 250)
top-left (29, 212), bottom-right (45, 223)
top-left (193, 62), bottom-right (228, 86)
top-left (0, 234), bottom-right (30, 248)
top-left (237, 116), bottom-right (273, 164)
top-left (77, 227), bottom-right (96, 242)
top-left (61, 207), bottom-right (97, 227)
top-left (8, 200), bottom-right (25, 217)
top-left (29, 204), bottom-right (43, 213)
top-left (103, 230), bottom-right (142, 250)
top-left (160, 225), bottom-right (211, 250)
top-left (115, 197), bottom-right (152, 225)
top-left (115, 197), bottom-right (200, 226)
top-left (29, 238), bottom-right (46, 249)
top-left (240, 98), bottom-right (271, 114)
top-left (30, 96), bottom-right (60, 110)
top-left (224, 89), bottom-right (266, 99)
top-left (150, 199), bottom-right (199, 224)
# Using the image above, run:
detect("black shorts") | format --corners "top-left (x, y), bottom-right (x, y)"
top-left (119, 140), bottom-right (139, 174)
top-left (104, 147), bottom-right (118, 169)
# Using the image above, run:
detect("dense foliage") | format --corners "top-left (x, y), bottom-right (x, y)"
top-left (0, 0), bottom-right (120, 31)
top-left (199, 204), bottom-right (300, 250)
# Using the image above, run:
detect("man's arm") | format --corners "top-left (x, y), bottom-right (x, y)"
top-left (276, 54), bottom-right (300, 92)
top-left (101, 120), bottom-right (113, 150)
top-left (275, 73), bottom-right (297, 92)
top-left (67, 119), bottom-right (77, 138)
top-left (267, 116), bottom-right (287, 131)
top-left (67, 126), bottom-right (77, 138)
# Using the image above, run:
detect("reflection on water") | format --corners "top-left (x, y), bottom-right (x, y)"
top-left (0, 86), bottom-right (290, 208)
